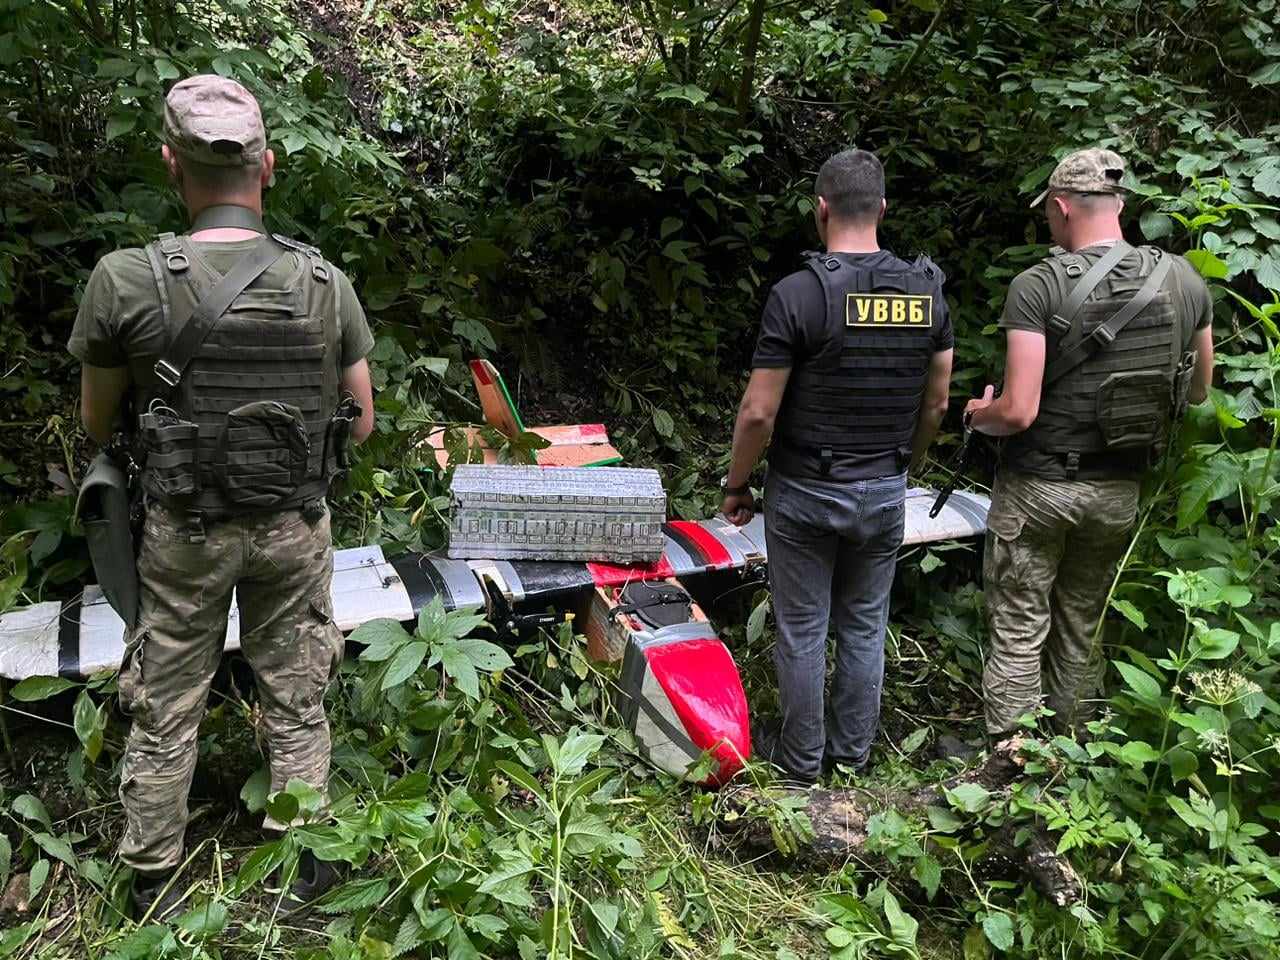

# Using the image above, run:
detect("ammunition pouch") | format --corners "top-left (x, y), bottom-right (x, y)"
top-left (138, 403), bottom-right (200, 498)
top-left (76, 452), bottom-right (139, 628)
top-left (214, 400), bottom-right (311, 508)
top-left (1095, 369), bottom-right (1175, 453)
top-left (1172, 350), bottom-right (1197, 421)
top-left (324, 392), bottom-right (361, 477)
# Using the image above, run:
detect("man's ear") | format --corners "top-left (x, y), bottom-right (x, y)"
top-left (161, 144), bottom-right (181, 184)
top-left (260, 149), bottom-right (275, 189)
top-left (878, 197), bottom-right (887, 223)
top-left (1053, 194), bottom-right (1070, 220)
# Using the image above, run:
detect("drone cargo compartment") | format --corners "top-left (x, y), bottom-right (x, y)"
top-left (448, 465), bottom-right (666, 563)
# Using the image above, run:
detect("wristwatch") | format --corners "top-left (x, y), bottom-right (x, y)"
top-left (720, 475), bottom-right (750, 496)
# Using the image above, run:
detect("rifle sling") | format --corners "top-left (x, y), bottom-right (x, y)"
top-left (1043, 254), bottom-right (1173, 390)
top-left (154, 236), bottom-right (288, 389)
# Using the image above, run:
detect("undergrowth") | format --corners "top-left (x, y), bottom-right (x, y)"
top-left (2, 0), bottom-right (1280, 957)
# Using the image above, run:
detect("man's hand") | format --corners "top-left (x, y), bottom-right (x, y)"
top-left (964, 384), bottom-right (996, 424)
top-left (721, 490), bottom-right (756, 526)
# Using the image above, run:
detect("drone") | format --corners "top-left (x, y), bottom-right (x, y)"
top-left (0, 361), bottom-right (990, 787)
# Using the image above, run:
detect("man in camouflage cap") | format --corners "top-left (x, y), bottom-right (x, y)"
top-left (963, 147), bottom-right (1215, 740)
top-left (69, 74), bottom-right (376, 918)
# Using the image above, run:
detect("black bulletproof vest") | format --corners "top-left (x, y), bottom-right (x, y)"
top-left (773, 253), bottom-right (940, 465)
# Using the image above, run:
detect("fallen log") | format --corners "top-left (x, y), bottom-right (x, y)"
top-left (721, 737), bottom-right (1084, 908)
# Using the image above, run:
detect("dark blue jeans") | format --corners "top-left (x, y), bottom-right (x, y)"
top-left (763, 469), bottom-right (906, 781)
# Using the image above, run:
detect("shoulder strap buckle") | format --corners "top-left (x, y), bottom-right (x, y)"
top-left (1047, 313), bottom-right (1071, 336)
top-left (159, 237), bottom-right (188, 273)
top-left (311, 258), bottom-right (330, 283)
top-left (153, 359), bottom-right (182, 388)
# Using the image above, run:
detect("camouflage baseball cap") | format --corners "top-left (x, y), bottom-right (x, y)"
top-left (163, 75), bottom-right (266, 167)
top-left (1029, 147), bottom-right (1128, 208)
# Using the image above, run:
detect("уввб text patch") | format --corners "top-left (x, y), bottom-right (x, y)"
top-left (845, 293), bottom-right (933, 328)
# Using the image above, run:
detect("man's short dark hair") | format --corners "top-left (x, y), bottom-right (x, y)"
top-left (815, 148), bottom-right (885, 224)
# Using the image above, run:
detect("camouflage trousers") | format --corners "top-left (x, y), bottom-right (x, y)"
top-left (981, 471), bottom-right (1138, 736)
top-left (118, 502), bottom-right (343, 875)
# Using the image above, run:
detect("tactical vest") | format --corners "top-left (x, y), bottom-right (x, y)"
top-left (1004, 243), bottom-right (1197, 480)
top-left (136, 205), bottom-right (355, 516)
top-left (772, 252), bottom-right (941, 474)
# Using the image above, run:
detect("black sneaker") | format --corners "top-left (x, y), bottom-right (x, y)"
top-left (131, 869), bottom-right (185, 922)
top-left (280, 850), bottom-right (342, 912)
top-left (751, 718), bottom-right (817, 786)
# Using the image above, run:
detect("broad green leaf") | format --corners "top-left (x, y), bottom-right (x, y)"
top-left (0, 834), bottom-right (10, 890)
top-left (316, 877), bottom-right (389, 914)
top-left (352, 618), bottom-right (413, 662)
top-left (1192, 626), bottom-right (1240, 660)
top-left (417, 595), bottom-right (447, 639)
top-left (105, 114), bottom-right (136, 143)
top-left (1184, 248), bottom-right (1229, 279)
top-left (495, 760), bottom-right (546, 802)
top-left (983, 913), bottom-right (1014, 951)
top-left (476, 855), bottom-right (536, 906)
top-left (175, 901), bottom-right (228, 938)
top-left (1175, 456), bottom-right (1242, 529)
top-left (72, 689), bottom-right (103, 762)
top-left (1139, 211), bottom-right (1173, 240)
top-left (652, 407), bottom-right (675, 438)
top-left (1167, 747), bottom-right (1198, 783)
top-left (945, 782), bottom-right (991, 813)
top-left (447, 920), bottom-right (480, 960)
top-left (28, 859), bottom-right (49, 900)
top-left (912, 854), bottom-right (942, 900)
top-left (11, 676), bottom-right (75, 701)
top-left (1110, 599), bottom-right (1147, 630)
top-left (926, 805), bottom-right (963, 832)
top-left (382, 640), bottom-right (429, 690)
top-left (746, 597), bottom-right (769, 644)
top-left (11, 794), bottom-right (51, 829)
top-left (881, 890), bottom-right (918, 947)
top-left (1114, 661), bottom-right (1163, 706)
top-left (240, 766), bottom-right (270, 813)
top-left (555, 731), bottom-right (605, 778)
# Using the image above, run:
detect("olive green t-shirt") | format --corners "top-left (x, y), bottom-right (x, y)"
top-left (999, 243), bottom-right (1213, 336)
top-left (67, 239), bottom-right (375, 409)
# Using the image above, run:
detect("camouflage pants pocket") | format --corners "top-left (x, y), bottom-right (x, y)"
top-left (308, 588), bottom-right (344, 694)
top-left (983, 511), bottom-right (1029, 589)
top-left (117, 628), bottom-right (150, 722)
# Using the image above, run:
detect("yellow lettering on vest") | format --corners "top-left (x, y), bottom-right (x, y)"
top-left (846, 294), bottom-right (934, 328)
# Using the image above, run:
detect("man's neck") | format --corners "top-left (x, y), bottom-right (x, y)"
top-left (825, 227), bottom-right (880, 254)
top-left (1068, 221), bottom-right (1124, 253)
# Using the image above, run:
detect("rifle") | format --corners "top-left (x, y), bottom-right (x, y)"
top-left (929, 425), bottom-right (978, 519)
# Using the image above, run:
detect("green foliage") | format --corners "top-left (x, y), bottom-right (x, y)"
top-left (3, 0), bottom-right (1280, 958)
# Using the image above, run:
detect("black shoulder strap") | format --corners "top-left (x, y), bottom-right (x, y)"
top-left (153, 236), bottom-right (287, 389)
top-left (1043, 253), bottom-right (1173, 390)
top-left (1047, 241), bottom-right (1132, 344)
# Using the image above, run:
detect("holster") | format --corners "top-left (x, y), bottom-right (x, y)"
top-left (76, 451), bottom-right (139, 628)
